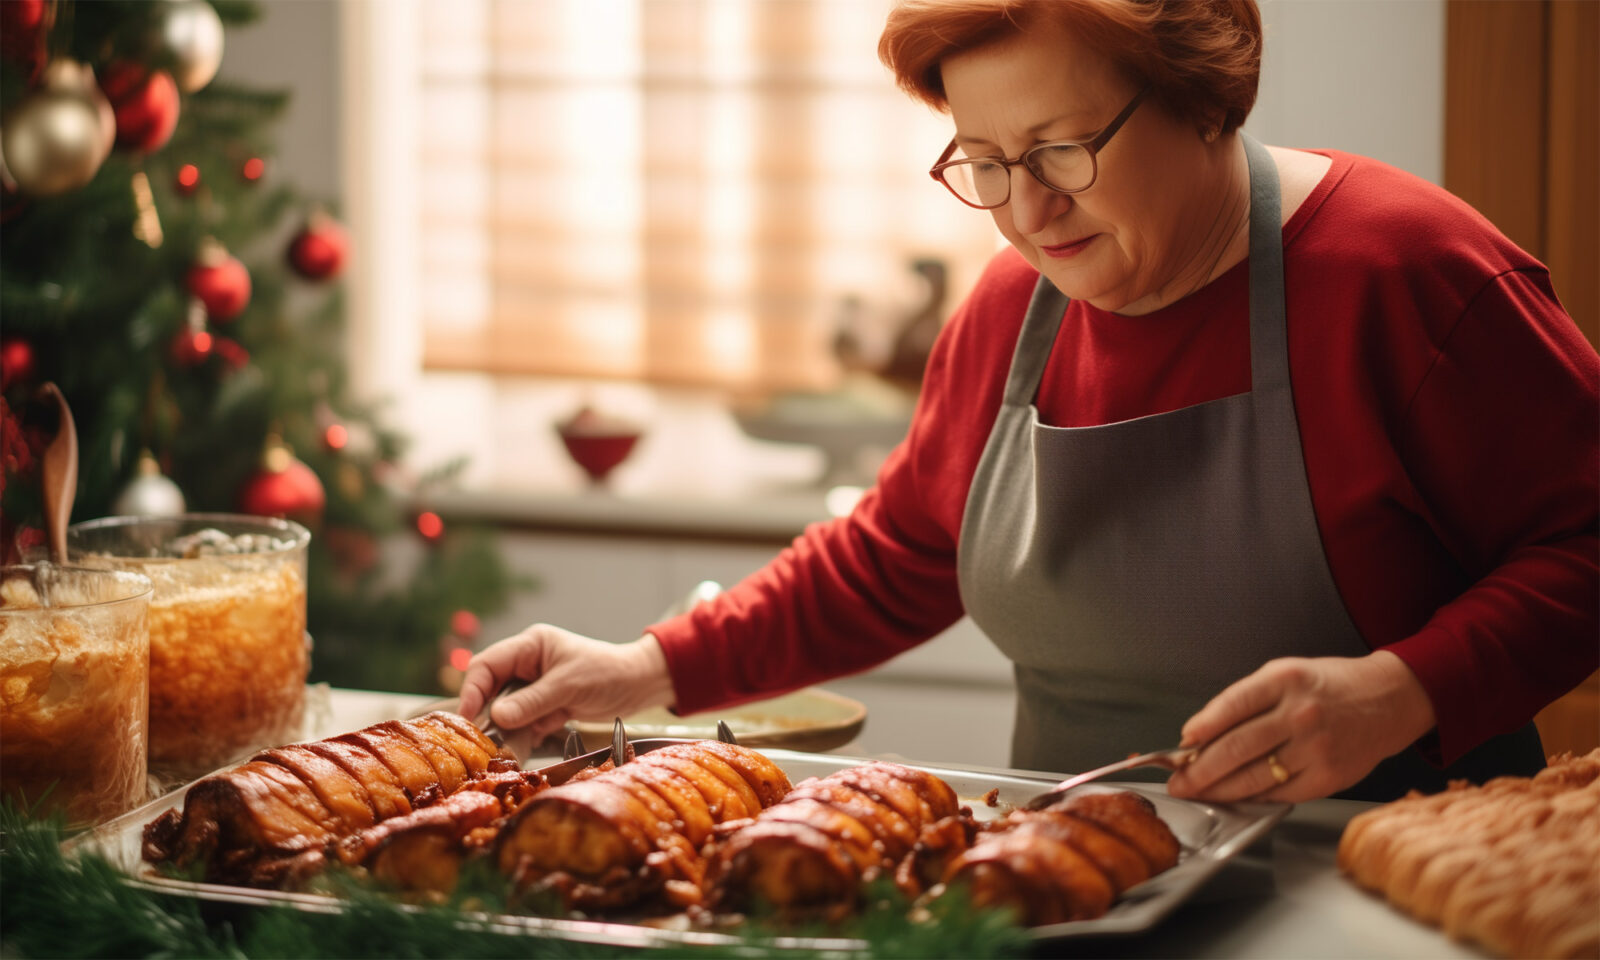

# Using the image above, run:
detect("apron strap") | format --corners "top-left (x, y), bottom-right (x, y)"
top-left (1004, 277), bottom-right (1071, 408)
top-left (1242, 133), bottom-right (1289, 395)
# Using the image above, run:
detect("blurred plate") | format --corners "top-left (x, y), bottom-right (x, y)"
top-left (574, 686), bottom-right (867, 753)
top-left (408, 686), bottom-right (867, 756)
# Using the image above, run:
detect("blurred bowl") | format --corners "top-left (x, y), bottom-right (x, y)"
top-left (558, 432), bottom-right (639, 483)
top-left (556, 406), bottom-right (643, 484)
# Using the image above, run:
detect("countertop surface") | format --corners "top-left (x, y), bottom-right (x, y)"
top-left (316, 687), bottom-right (1487, 959)
top-left (420, 486), bottom-right (837, 542)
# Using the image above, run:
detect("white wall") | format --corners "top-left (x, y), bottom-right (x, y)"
top-left (1249, 0), bottom-right (1444, 184)
top-left (216, 0), bottom-right (342, 201)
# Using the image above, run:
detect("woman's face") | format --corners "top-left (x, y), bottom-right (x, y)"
top-left (941, 19), bottom-right (1222, 314)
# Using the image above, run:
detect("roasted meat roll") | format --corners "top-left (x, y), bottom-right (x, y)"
top-left (142, 712), bottom-right (515, 885)
top-left (702, 761), bottom-right (961, 919)
top-left (1048, 790), bottom-right (1181, 874)
top-left (333, 788), bottom-right (514, 895)
top-left (937, 789), bottom-right (1181, 926)
top-left (494, 741), bottom-right (792, 912)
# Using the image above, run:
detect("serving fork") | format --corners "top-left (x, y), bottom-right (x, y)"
top-left (528, 717), bottom-right (741, 786)
top-left (1025, 746), bottom-right (1198, 811)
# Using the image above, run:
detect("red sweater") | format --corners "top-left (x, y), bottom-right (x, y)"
top-left (654, 150), bottom-right (1600, 766)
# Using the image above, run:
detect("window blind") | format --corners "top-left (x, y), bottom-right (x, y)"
top-left (416, 0), bottom-right (998, 393)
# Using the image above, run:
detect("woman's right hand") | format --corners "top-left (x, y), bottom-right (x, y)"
top-left (456, 625), bottom-right (676, 744)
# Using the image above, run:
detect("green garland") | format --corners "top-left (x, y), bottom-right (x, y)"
top-left (0, 804), bottom-right (1030, 959)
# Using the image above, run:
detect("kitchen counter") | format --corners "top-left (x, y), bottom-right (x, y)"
top-left (423, 485), bottom-right (835, 543)
top-left (317, 688), bottom-right (1486, 959)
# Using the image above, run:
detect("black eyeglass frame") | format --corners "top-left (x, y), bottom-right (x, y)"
top-left (929, 86), bottom-right (1151, 209)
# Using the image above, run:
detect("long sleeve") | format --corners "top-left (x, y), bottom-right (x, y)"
top-left (1379, 267), bottom-right (1598, 763)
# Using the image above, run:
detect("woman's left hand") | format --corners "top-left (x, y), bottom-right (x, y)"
top-left (1164, 651), bottom-right (1437, 803)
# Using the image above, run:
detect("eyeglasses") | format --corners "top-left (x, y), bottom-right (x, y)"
top-left (929, 86), bottom-right (1150, 209)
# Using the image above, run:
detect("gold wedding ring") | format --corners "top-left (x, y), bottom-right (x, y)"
top-left (1267, 752), bottom-right (1290, 784)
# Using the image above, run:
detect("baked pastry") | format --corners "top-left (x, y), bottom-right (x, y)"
top-left (1338, 749), bottom-right (1600, 959)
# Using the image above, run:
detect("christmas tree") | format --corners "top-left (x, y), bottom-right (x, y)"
top-left (0, 0), bottom-right (524, 694)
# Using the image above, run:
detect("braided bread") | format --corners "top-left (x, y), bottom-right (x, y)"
top-left (1338, 749), bottom-right (1600, 959)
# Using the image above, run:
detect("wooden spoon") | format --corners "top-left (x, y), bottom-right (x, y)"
top-left (38, 383), bottom-right (78, 565)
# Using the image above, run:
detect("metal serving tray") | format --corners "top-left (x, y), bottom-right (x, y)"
top-left (63, 748), bottom-right (1290, 950)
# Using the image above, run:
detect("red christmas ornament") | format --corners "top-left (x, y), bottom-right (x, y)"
top-left (169, 328), bottom-right (213, 366)
top-left (238, 436), bottom-right (326, 525)
top-left (212, 336), bottom-right (250, 371)
top-left (175, 163), bottom-right (201, 195)
top-left (1, 338), bottom-right (36, 390)
top-left (240, 156), bottom-right (266, 182)
top-left (0, 0), bottom-right (49, 84)
top-left (323, 423), bottom-right (348, 451)
top-left (450, 610), bottom-right (481, 641)
top-left (287, 212), bottom-right (349, 281)
top-left (415, 510), bottom-right (444, 541)
top-left (98, 63), bottom-right (180, 153)
top-left (0, 0), bottom-right (45, 35)
top-left (187, 239), bottom-right (251, 320)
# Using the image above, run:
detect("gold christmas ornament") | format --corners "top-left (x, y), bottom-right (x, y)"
top-left (160, 0), bottom-right (225, 94)
top-left (0, 59), bottom-right (116, 197)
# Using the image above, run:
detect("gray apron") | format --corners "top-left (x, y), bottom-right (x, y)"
top-left (955, 134), bottom-right (1542, 801)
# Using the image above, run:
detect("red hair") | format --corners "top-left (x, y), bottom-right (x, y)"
top-left (878, 0), bottom-right (1262, 135)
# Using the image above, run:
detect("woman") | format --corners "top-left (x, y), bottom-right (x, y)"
top-left (460, 0), bottom-right (1598, 803)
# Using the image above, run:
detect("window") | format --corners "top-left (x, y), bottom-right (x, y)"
top-left (382, 0), bottom-right (998, 395)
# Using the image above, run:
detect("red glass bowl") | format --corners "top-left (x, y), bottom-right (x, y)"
top-left (557, 430), bottom-right (641, 484)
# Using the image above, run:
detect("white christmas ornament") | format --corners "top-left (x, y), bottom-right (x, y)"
top-left (161, 0), bottom-right (225, 94)
top-left (113, 452), bottom-right (188, 517)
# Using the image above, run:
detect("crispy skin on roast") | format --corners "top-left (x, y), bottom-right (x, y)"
top-left (1048, 790), bottom-right (1181, 874)
top-left (379, 720), bottom-right (471, 793)
top-left (142, 764), bottom-right (340, 885)
top-left (1002, 809), bottom-right (1151, 893)
top-left (495, 741), bottom-right (792, 912)
top-left (410, 712), bottom-right (501, 772)
top-left (301, 738), bottom-right (414, 820)
top-left (142, 711), bottom-right (517, 886)
top-left (936, 789), bottom-right (1181, 926)
top-left (952, 829), bottom-right (1116, 925)
top-left (333, 726), bottom-right (443, 799)
top-left (255, 745), bottom-right (379, 831)
top-left (702, 761), bottom-right (961, 919)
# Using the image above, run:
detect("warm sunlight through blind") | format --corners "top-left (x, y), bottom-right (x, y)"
top-left (417, 0), bottom-right (998, 392)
